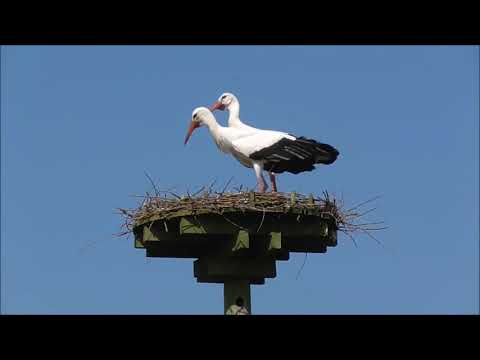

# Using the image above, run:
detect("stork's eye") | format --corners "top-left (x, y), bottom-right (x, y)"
top-left (221, 95), bottom-right (227, 100)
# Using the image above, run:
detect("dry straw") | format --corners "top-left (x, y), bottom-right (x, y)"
top-left (117, 180), bottom-right (386, 246)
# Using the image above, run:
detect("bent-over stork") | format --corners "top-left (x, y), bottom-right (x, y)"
top-left (184, 107), bottom-right (339, 193)
top-left (209, 92), bottom-right (339, 192)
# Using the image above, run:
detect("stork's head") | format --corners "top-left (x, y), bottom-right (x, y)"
top-left (184, 107), bottom-right (212, 145)
top-left (210, 92), bottom-right (237, 112)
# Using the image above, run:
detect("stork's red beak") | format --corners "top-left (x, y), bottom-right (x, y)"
top-left (184, 121), bottom-right (200, 145)
top-left (209, 101), bottom-right (225, 112)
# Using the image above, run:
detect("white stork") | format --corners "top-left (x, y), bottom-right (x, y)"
top-left (184, 106), bottom-right (339, 193)
top-left (210, 92), bottom-right (256, 131)
top-left (209, 92), bottom-right (339, 192)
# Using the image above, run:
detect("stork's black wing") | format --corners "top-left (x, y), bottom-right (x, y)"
top-left (249, 136), bottom-right (339, 174)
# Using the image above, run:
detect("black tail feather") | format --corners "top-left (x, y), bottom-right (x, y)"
top-left (250, 135), bottom-right (339, 174)
top-left (295, 137), bottom-right (339, 165)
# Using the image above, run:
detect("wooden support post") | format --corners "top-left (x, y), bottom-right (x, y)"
top-left (133, 203), bottom-right (340, 314)
top-left (224, 280), bottom-right (251, 315)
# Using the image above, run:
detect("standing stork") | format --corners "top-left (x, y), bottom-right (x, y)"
top-left (184, 107), bottom-right (339, 193)
top-left (209, 92), bottom-right (340, 192)
top-left (210, 92), bottom-right (255, 131)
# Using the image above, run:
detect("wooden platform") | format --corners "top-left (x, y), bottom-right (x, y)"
top-left (133, 210), bottom-right (337, 285)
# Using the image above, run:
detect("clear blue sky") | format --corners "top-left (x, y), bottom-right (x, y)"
top-left (1, 45), bottom-right (478, 314)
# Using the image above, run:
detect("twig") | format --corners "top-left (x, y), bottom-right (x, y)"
top-left (295, 253), bottom-right (308, 280)
top-left (256, 208), bottom-right (266, 233)
top-left (192, 186), bottom-right (205, 197)
top-left (221, 176), bottom-right (234, 194)
top-left (345, 231), bottom-right (358, 248)
top-left (217, 212), bottom-right (247, 230)
top-left (144, 171), bottom-right (160, 196)
top-left (346, 194), bottom-right (383, 212)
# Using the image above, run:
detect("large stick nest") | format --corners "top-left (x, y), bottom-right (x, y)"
top-left (117, 183), bottom-right (386, 245)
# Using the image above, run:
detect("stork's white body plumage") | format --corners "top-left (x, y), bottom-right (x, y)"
top-left (187, 108), bottom-right (291, 163)
top-left (208, 92), bottom-right (340, 192)
top-left (185, 103), bottom-right (339, 193)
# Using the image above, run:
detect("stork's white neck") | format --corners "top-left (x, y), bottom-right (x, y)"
top-left (201, 113), bottom-right (222, 139)
top-left (227, 99), bottom-right (244, 127)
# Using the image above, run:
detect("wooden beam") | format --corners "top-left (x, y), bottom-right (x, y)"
top-left (224, 280), bottom-right (251, 315)
top-left (194, 257), bottom-right (276, 281)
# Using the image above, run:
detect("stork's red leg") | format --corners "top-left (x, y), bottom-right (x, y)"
top-left (269, 172), bottom-right (277, 192)
top-left (258, 179), bottom-right (267, 193)
top-left (253, 162), bottom-right (268, 193)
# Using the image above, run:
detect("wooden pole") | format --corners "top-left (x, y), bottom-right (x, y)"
top-left (224, 280), bottom-right (251, 315)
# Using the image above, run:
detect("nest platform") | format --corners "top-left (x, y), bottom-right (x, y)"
top-left (133, 194), bottom-right (338, 281)
top-left (119, 188), bottom-right (384, 314)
